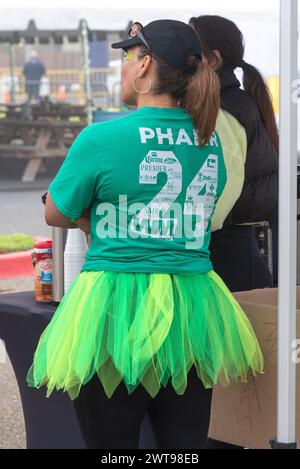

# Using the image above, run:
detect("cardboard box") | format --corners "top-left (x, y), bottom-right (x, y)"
top-left (208, 288), bottom-right (300, 449)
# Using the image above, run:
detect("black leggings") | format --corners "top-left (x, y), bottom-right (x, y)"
top-left (72, 365), bottom-right (212, 449)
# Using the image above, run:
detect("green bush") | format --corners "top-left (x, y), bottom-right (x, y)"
top-left (0, 233), bottom-right (36, 254)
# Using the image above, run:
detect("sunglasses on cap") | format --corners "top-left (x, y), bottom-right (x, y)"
top-left (112, 20), bottom-right (202, 72)
top-left (128, 22), bottom-right (151, 51)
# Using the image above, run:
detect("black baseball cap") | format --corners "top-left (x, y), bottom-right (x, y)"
top-left (111, 19), bottom-right (202, 71)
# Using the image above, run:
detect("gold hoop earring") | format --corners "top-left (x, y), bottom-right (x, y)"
top-left (133, 76), bottom-right (152, 94)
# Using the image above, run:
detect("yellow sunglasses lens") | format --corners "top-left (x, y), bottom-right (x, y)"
top-left (123, 50), bottom-right (136, 61)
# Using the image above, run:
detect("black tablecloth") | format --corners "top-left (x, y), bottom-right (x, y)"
top-left (0, 290), bottom-right (155, 449)
top-left (0, 291), bottom-right (84, 449)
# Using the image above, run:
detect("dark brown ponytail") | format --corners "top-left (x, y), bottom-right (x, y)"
top-left (185, 61), bottom-right (220, 146)
top-left (190, 15), bottom-right (279, 153)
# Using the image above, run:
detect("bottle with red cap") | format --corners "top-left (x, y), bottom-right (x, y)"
top-left (33, 240), bottom-right (53, 302)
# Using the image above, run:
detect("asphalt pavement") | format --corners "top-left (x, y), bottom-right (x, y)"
top-left (0, 157), bottom-right (59, 448)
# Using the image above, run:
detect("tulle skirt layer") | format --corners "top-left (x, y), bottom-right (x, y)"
top-left (26, 269), bottom-right (264, 399)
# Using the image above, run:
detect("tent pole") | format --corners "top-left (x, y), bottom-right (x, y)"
top-left (8, 42), bottom-right (16, 102)
top-left (270, 0), bottom-right (298, 450)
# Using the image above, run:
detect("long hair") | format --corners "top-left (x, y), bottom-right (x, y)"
top-left (138, 46), bottom-right (220, 147)
top-left (189, 15), bottom-right (279, 153)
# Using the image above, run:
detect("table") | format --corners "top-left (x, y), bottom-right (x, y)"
top-left (0, 102), bottom-right (87, 122)
top-left (0, 290), bottom-right (156, 449)
top-left (0, 119), bottom-right (84, 182)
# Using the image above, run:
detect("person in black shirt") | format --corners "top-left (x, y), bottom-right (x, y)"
top-left (190, 14), bottom-right (279, 449)
top-left (23, 50), bottom-right (46, 102)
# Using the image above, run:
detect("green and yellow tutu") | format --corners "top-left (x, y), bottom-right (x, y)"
top-left (26, 270), bottom-right (264, 400)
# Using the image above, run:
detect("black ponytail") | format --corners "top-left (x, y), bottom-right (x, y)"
top-left (190, 15), bottom-right (279, 154)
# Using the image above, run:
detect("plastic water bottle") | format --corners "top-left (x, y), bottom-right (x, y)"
top-left (63, 228), bottom-right (88, 293)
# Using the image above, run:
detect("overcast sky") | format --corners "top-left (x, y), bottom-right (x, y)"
top-left (1, 0), bottom-right (298, 76)
top-left (0, 0), bottom-right (279, 13)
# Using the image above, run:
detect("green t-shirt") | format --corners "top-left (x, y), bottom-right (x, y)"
top-left (49, 106), bottom-right (227, 274)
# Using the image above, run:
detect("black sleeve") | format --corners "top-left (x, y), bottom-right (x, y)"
top-left (224, 173), bottom-right (278, 226)
top-left (223, 120), bottom-right (279, 226)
